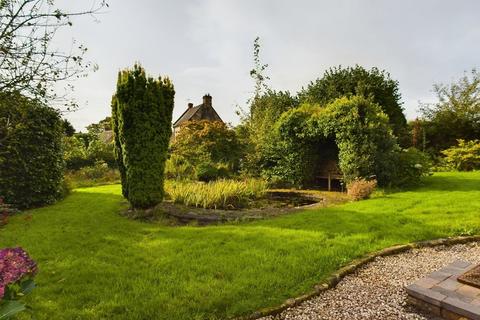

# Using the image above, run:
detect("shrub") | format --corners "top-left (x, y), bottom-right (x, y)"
top-left (112, 64), bottom-right (174, 209)
top-left (347, 178), bottom-right (377, 201)
top-left (165, 155), bottom-right (195, 180)
top-left (165, 179), bottom-right (267, 209)
top-left (441, 139), bottom-right (480, 171)
top-left (390, 148), bottom-right (432, 187)
top-left (0, 92), bottom-right (65, 209)
top-left (0, 248), bottom-right (37, 318)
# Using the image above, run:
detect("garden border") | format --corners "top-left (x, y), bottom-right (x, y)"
top-left (238, 235), bottom-right (480, 320)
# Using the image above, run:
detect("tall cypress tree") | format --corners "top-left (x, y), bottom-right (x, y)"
top-left (111, 64), bottom-right (174, 209)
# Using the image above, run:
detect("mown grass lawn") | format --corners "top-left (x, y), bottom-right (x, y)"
top-left (1, 172), bottom-right (480, 319)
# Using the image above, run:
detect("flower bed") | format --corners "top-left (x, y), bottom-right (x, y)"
top-left (0, 247), bottom-right (37, 319)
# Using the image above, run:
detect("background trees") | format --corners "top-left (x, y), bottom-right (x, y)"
top-left (420, 69), bottom-right (480, 154)
top-left (112, 64), bottom-right (174, 209)
top-left (0, 92), bottom-right (65, 208)
top-left (0, 0), bottom-right (108, 109)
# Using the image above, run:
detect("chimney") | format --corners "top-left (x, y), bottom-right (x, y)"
top-left (202, 94), bottom-right (212, 107)
top-left (188, 103), bottom-right (193, 109)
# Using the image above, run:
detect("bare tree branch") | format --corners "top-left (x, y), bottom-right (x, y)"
top-left (0, 0), bottom-right (108, 111)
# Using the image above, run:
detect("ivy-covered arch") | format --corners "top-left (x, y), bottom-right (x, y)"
top-left (267, 96), bottom-right (399, 187)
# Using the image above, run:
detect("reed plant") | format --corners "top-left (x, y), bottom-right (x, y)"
top-left (165, 179), bottom-right (267, 209)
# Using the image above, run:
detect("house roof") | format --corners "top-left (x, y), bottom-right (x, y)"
top-left (172, 104), bottom-right (203, 127)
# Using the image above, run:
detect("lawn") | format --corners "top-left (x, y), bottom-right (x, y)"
top-left (1, 172), bottom-right (480, 319)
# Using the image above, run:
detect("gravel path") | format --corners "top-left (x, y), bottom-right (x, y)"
top-left (261, 242), bottom-right (480, 320)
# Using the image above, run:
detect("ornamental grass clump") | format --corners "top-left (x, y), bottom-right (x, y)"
top-left (165, 179), bottom-right (267, 209)
top-left (0, 247), bottom-right (37, 318)
top-left (347, 178), bottom-right (377, 201)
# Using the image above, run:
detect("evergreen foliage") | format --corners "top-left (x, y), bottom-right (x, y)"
top-left (111, 64), bottom-right (174, 209)
top-left (299, 65), bottom-right (407, 139)
top-left (0, 92), bottom-right (65, 208)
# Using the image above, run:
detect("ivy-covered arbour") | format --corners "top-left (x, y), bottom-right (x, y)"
top-left (267, 96), bottom-right (400, 187)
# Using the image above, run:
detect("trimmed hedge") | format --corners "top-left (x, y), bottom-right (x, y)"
top-left (112, 64), bottom-right (174, 209)
top-left (0, 92), bottom-right (65, 209)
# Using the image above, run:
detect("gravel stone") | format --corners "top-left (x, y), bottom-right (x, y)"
top-left (261, 242), bottom-right (480, 320)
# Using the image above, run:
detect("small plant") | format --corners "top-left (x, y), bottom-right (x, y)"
top-left (0, 248), bottom-right (37, 319)
top-left (347, 178), bottom-right (377, 201)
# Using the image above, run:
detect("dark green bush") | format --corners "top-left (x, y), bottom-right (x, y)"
top-left (0, 92), bottom-right (65, 209)
top-left (112, 64), bottom-right (174, 209)
top-left (195, 162), bottom-right (219, 182)
top-left (390, 148), bottom-right (432, 186)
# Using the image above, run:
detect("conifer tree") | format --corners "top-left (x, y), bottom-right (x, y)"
top-left (111, 64), bottom-right (174, 209)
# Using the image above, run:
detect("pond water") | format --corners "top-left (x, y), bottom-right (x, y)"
top-left (264, 191), bottom-right (320, 208)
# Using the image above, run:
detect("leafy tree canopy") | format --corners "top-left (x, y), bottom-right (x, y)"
top-left (420, 69), bottom-right (480, 153)
top-left (171, 120), bottom-right (242, 172)
top-left (299, 65), bottom-right (407, 138)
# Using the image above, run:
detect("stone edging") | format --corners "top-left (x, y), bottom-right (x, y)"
top-left (237, 235), bottom-right (480, 320)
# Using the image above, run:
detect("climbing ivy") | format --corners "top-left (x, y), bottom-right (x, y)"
top-left (268, 96), bottom-right (401, 187)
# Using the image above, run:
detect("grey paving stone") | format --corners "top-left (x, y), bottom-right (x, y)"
top-left (450, 260), bottom-right (473, 269)
top-left (443, 297), bottom-right (480, 320)
top-left (406, 283), bottom-right (446, 307)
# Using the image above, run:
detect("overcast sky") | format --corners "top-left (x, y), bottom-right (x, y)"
top-left (56, 0), bottom-right (480, 131)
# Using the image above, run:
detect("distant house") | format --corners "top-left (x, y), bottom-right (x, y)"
top-left (172, 94), bottom-right (223, 138)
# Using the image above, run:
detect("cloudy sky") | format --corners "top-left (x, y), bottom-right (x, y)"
top-left (57, 0), bottom-right (480, 131)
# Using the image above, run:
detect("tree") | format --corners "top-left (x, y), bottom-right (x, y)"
top-left (420, 69), bottom-right (480, 153)
top-left (170, 120), bottom-right (242, 180)
top-left (299, 65), bottom-right (407, 139)
top-left (0, 92), bottom-right (65, 208)
top-left (86, 116), bottom-right (112, 136)
top-left (241, 90), bottom-right (299, 174)
top-left (112, 64), bottom-right (174, 209)
top-left (61, 118), bottom-right (75, 136)
top-left (0, 0), bottom-right (108, 108)
top-left (249, 36), bottom-right (270, 101)
top-left (239, 37), bottom-right (299, 175)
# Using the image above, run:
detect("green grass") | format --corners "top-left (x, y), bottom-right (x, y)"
top-left (1, 172), bottom-right (480, 319)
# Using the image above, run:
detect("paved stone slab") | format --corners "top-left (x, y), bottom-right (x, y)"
top-left (443, 297), bottom-right (480, 320)
top-left (407, 260), bottom-right (480, 320)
